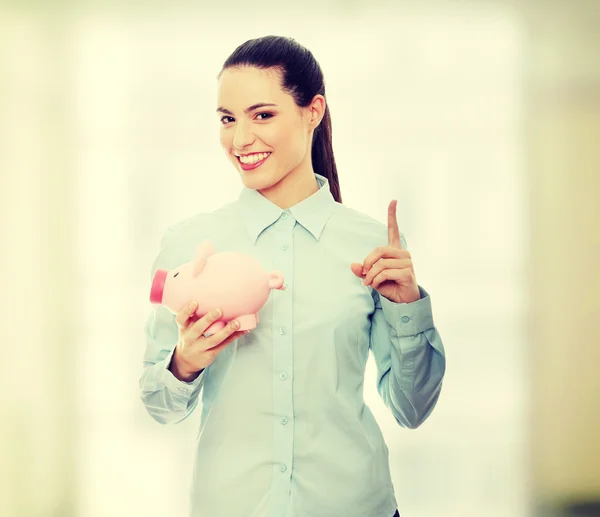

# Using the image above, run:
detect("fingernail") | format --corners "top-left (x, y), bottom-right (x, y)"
top-left (214, 308), bottom-right (222, 318)
top-left (362, 267), bottom-right (367, 275)
top-left (232, 320), bottom-right (240, 329)
top-left (189, 301), bottom-right (196, 310)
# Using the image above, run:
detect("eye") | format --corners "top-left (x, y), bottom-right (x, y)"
top-left (173, 272), bottom-right (179, 278)
top-left (256, 112), bottom-right (273, 120)
top-left (219, 112), bottom-right (273, 125)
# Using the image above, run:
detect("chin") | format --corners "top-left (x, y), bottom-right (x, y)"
top-left (238, 167), bottom-right (281, 189)
top-left (243, 176), bottom-right (277, 192)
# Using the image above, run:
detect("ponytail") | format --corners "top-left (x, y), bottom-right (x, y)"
top-left (312, 105), bottom-right (342, 203)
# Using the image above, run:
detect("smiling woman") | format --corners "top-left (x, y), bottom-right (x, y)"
top-left (139, 34), bottom-right (446, 517)
top-left (214, 36), bottom-right (342, 209)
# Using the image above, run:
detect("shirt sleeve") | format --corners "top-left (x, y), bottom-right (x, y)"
top-left (368, 236), bottom-right (447, 429)
top-left (138, 230), bottom-right (206, 425)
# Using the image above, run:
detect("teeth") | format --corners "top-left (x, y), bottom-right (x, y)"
top-left (239, 152), bottom-right (270, 164)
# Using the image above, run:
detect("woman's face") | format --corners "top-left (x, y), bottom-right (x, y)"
top-left (217, 66), bottom-right (323, 192)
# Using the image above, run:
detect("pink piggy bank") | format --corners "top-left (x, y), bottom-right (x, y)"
top-left (149, 240), bottom-right (284, 336)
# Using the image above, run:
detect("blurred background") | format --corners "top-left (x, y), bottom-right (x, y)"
top-left (0, 1), bottom-right (598, 516)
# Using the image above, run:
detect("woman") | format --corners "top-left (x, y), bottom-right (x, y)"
top-left (140, 35), bottom-right (446, 517)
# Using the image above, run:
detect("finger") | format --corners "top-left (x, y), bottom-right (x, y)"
top-left (371, 268), bottom-right (414, 290)
top-left (175, 301), bottom-right (198, 328)
top-left (202, 331), bottom-right (248, 361)
top-left (362, 246), bottom-right (409, 274)
top-left (204, 319), bottom-right (242, 349)
top-left (350, 262), bottom-right (366, 278)
top-left (187, 307), bottom-right (222, 341)
top-left (205, 330), bottom-right (248, 353)
top-left (388, 200), bottom-right (402, 249)
top-left (363, 258), bottom-right (413, 286)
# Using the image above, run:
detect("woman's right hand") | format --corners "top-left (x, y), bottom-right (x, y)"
top-left (169, 301), bottom-right (249, 381)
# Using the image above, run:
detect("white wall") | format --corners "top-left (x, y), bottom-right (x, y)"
top-left (0, 11), bottom-right (77, 517)
top-left (6, 2), bottom-right (593, 517)
top-left (526, 0), bottom-right (600, 510)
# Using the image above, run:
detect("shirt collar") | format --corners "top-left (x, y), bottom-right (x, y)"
top-left (236, 173), bottom-right (336, 244)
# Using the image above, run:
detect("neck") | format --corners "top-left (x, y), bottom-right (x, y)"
top-left (258, 163), bottom-right (319, 209)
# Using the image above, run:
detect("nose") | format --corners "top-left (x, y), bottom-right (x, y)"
top-left (233, 123), bottom-right (254, 150)
top-left (150, 269), bottom-right (168, 304)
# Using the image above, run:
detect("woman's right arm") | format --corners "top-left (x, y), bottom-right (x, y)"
top-left (138, 228), bottom-right (201, 424)
top-left (139, 228), bottom-right (207, 425)
top-left (138, 303), bottom-right (206, 426)
top-left (139, 298), bottom-right (248, 425)
top-left (139, 230), bottom-right (249, 425)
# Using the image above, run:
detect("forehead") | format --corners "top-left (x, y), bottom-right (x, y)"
top-left (217, 66), bottom-right (288, 108)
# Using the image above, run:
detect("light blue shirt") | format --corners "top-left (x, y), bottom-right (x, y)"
top-left (139, 173), bottom-right (446, 517)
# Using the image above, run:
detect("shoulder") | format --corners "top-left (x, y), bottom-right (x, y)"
top-left (334, 203), bottom-right (386, 231)
top-left (160, 199), bottom-right (240, 247)
top-left (150, 200), bottom-right (241, 273)
top-left (331, 202), bottom-right (398, 238)
top-left (330, 202), bottom-right (408, 250)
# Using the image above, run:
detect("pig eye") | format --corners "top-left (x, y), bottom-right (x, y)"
top-left (173, 272), bottom-right (179, 278)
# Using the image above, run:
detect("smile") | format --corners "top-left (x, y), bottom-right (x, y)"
top-left (237, 152), bottom-right (272, 171)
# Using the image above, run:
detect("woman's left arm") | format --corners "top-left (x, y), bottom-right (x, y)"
top-left (368, 284), bottom-right (446, 429)
top-left (350, 200), bottom-right (447, 429)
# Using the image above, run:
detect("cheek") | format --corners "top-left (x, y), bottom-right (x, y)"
top-left (269, 125), bottom-right (301, 156)
top-left (258, 125), bottom-right (280, 148)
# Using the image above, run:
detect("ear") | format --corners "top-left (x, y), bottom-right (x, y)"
top-left (192, 240), bottom-right (215, 278)
top-left (310, 94), bottom-right (326, 130)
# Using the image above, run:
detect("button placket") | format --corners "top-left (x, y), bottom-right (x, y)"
top-left (271, 214), bottom-right (294, 491)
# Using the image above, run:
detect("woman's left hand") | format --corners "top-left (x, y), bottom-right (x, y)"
top-left (350, 200), bottom-right (421, 304)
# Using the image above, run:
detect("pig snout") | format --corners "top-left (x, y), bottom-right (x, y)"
top-left (150, 269), bottom-right (169, 304)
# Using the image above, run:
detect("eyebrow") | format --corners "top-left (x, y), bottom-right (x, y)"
top-left (216, 103), bottom-right (278, 115)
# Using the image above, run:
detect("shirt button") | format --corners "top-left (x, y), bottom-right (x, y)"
top-left (281, 243), bottom-right (288, 251)
top-left (280, 464), bottom-right (287, 473)
top-left (279, 372), bottom-right (287, 380)
top-left (401, 316), bottom-right (410, 323)
top-left (281, 212), bottom-right (288, 219)
top-left (280, 416), bottom-right (288, 425)
top-left (279, 327), bottom-right (286, 335)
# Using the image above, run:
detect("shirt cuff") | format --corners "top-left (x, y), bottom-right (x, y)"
top-left (378, 285), bottom-right (435, 337)
top-left (160, 346), bottom-right (206, 396)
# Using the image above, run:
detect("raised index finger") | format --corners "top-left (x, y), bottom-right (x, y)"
top-left (387, 199), bottom-right (402, 249)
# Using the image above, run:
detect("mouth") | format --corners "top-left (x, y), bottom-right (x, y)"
top-left (236, 152), bottom-right (272, 171)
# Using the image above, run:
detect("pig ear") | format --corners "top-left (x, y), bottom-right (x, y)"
top-left (192, 240), bottom-right (214, 278)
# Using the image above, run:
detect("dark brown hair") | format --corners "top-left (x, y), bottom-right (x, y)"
top-left (218, 35), bottom-right (342, 203)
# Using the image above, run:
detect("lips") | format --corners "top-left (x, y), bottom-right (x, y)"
top-left (237, 153), bottom-right (272, 171)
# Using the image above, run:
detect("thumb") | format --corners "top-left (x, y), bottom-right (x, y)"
top-left (350, 262), bottom-right (364, 278)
